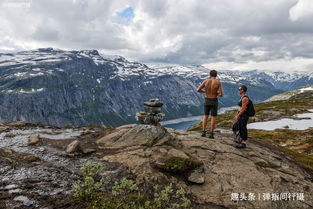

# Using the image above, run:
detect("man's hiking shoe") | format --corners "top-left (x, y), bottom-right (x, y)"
top-left (234, 137), bottom-right (241, 144)
top-left (235, 143), bottom-right (246, 149)
top-left (208, 132), bottom-right (214, 139)
top-left (234, 132), bottom-right (242, 143)
top-left (201, 130), bottom-right (206, 137)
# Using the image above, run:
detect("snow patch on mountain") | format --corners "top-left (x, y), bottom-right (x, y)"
top-left (266, 85), bottom-right (313, 102)
top-left (299, 86), bottom-right (313, 93)
top-left (1, 88), bottom-right (45, 94)
top-left (1, 48), bottom-right (311, 89)
top-left (1, 48), bottom-right (312, 127)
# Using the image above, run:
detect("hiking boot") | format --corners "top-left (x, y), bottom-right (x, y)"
top-left (234, 136), bottom-right (241, 143)
top-left (201, 130), bottom-right (206, 137)
top-left (208, 132), bottom-right (214, 139)
top-left (235, 143), bottom-right (246, 149)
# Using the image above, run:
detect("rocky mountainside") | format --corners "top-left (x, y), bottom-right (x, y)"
top-left (240, 70), bottom-right (313, 91)
top-left (0, 122), bottom-right (312, 208)
top-left (1, 48), bottom-right (312, 127)
top-left (265, 85), bottom-right (313, 102)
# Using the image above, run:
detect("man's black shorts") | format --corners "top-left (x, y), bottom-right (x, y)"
top-left (204, 98), bottom-right (218, 116)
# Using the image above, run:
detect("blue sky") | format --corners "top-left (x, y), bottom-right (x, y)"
top-left (117, 6), bottom-right (134, 21)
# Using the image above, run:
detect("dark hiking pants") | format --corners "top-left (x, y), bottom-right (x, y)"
top-left (238, 114), bottom-right (249, 141)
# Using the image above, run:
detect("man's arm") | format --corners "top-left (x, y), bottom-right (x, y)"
top-left (197, 81), bottom-right (206, 93)
top-left (217, 82), bottom-right (223, 97)
top-left (235, 97), bottom-right (248, 120)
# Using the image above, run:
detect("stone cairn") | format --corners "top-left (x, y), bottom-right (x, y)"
top-left (135, 99), bottom-right (165, 126)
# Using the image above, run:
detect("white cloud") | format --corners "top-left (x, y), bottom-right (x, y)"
top-left (204, 57), bottom-right (313, 72)
top-left (0, 0), bottom-right (313, 72)
top-left (289, 0), bottom-right (313, 21)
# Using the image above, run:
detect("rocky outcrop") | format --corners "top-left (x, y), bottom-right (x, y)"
top-left (266, 85), bottom-right (313, 102)
top-left (96, 124), bottom-right (168, 148)
top-left (98, 125), bottom-right (313, 209)
top-left (65, 140), bottom-right (80, 154)
top-left (28, 134), bottom-right (40, 145)
top-left (188, 167), bottom-right (205, 184)
top-left (1, 122), bottom-right (312, 208)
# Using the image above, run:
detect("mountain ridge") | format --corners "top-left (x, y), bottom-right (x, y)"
top-left (1, 48), bottom-right (312, 127)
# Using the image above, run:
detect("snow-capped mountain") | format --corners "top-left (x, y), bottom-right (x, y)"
top-left (0, 48), bottom-right (311, 127)
top-left (266, 85), bottom-right (313, 102)
top-left (241, 70), bottom-right (313, 91)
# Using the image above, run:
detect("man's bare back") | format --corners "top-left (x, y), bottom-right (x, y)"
top-left (204, 78), bottom-right (222, 98)
top-left (197, 70), bottom-right (223, 138)
top-left (197, 78), bottom-right (223, 98)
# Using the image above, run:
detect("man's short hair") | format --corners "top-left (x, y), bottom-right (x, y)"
top-left (210, 70), bottom-right (217, 77)
top-left (240, 85), bottom-right (248, 92)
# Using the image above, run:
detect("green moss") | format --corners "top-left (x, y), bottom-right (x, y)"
top-left (249, 129), bottom-right (313, 151)
top-left (94, 193), bottom-right (147, 209)
top-left (74, 162), bottom-right (192, 208)
top-left (249, 129), bottom-right (313, 172)
top-left (279, 147), bottom-right (313, 171)
top-left (187, 110), bottom-right (236, 131)
top-left (249, 129), bottom-right (293, 143)
top-left (187, 122), bottom-right (203, 132)
top-left (163, 157), bottom-right (202, 173)
top-left (85, 124), bottom-right (106, 130)
top-left (35, 122), bottom-right (45, 127)
top-left (64, 124), bottom-right (74, 129)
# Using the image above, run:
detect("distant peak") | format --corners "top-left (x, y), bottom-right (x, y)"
top-left (100, 54), bottom-right (128, 62)
top-left (37, 48), bottom-right (55, 52)
top-left (79, 50), bottom-right (99, 56)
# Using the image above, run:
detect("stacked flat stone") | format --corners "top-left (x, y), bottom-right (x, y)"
top-left (136, 99), bottom-right (165, 126)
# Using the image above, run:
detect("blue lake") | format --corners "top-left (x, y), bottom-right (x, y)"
top-left (161, 106), bottom-right (237, 130)
top-left (163, 120), bottom-right (200, 130)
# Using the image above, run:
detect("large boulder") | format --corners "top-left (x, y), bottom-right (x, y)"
top-left (28, 135), bottom-right (40, 145)
top-left (188, 167), bottom-right (205, 184)
top-left (96, 128), bottom-right (130, 145)
top-left (167, 148), bottom-right (189, 159)
top-left (97, 124), bottom-right (168, 148)
top-left (0, 147), bottom-right (13, 154)
top-left (66, 140), bottom-right (80, 154)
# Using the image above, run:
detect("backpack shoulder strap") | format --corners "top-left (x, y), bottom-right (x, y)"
top-left (241, 95), bottom-right (249, 101)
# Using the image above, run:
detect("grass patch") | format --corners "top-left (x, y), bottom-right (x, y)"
top-left (249, 129), bottom-right (313, 153)
top-left (249, 129), bottom-right (313, 172)
top-left (163, 157), bottom-right (202, 173)
top-left (64, 124), bottom-right (74, 129)
top-left (187, 110), bottom-right (237, 131)
top-left (73, 161), bottom-right (192, 209)
top-left (279, 147), bottom-right (313, 171)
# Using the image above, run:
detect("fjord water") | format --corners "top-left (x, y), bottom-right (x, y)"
top-left (163, 118), bottom-right (201, 130)
top-left (162, 106), bottom-right (237, 130)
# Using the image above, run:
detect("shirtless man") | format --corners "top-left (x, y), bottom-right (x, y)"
top-left (197, 70), bottom-right (223, 138)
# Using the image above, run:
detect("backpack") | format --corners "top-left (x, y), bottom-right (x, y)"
top-left (244, 96), bottom-right (255, 117)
